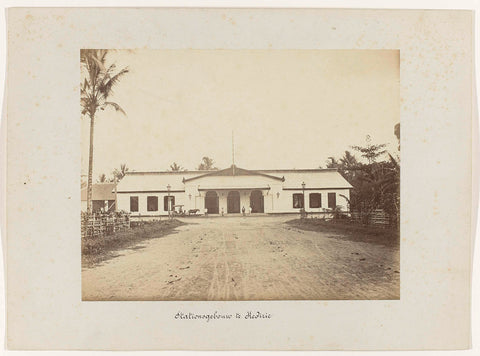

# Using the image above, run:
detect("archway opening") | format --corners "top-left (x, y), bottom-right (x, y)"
top-left (205, 191), bottom-right (219, 214)
top-left (250, 190), bottom-right (264, 213)
top-left (227, 191), bottom-right (240, 213)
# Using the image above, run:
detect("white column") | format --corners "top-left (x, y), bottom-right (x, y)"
top-left (219, 191), bottom-right (227, 214)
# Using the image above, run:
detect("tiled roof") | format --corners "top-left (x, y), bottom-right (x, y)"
top-left (81, 183), bottom-right (116, 201)
top-left (115, 166), bottom-right (352, 192)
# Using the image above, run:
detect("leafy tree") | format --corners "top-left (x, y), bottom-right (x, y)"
top-left (197, 156), bottom-right (218, 170)
top-left (351, 135), bottom-right (387, 164)
top-left (380, 153), bottom-right (400, 224)
top-left (325, 156), bottom-right (340, 168)
top-left (323, 151), bottom-right (359, 183)
top-left (394, 123), bottom-right (400, 151)
top-left (81, 49), bottom-right (129, 214)
top-left (346, 158), bottom-right (399, 226)
top-left (170, 162), bottom-right (185, 171)
top-left (338, 150), bottom-right (359, 182)
top-left (325, 131), bottom-right (400, 228)
top-left (112, 163), bottom-right (129, 181)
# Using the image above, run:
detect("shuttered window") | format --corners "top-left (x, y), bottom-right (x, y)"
top-left (130, 196), bottom-right (139, 212)
top-left (309, 193), bottom-right (322, 208)
top-left (164, 196), bottom-right (175, 211)
top-left (147, 196), bottom-right (158, 211)
top-left (130, 197), bottom-right (138, 211)
top-left (292, 193), bottom-right (304, 209)
top-left (328, 193), bottom-right (336, 209)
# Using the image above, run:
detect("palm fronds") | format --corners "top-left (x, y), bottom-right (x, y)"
top-left (81, 49), bottom-right (129, 119)
top-left (80, 49), bottom-right (128, 214)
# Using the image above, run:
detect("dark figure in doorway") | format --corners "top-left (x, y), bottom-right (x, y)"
top-left (242, 206), bottom-right (246, 216)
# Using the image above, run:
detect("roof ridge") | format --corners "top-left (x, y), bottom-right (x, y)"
top-left (126, 170), bottom-right (215, 174)
top-left (125, 167), bottom-right (338, 174)
top-left (183, 165), bottom-right (285, 183)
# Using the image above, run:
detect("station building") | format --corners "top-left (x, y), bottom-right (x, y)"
top-left (115, 165), bottom-right (352, 217)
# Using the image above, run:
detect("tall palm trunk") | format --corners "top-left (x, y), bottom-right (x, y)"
top-left (86, 112), bottom-right (95, 215)
top-left (81, 50), bottom-right (128, 215)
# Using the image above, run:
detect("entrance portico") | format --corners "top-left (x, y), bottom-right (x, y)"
top-left (183, 165), bottom-right (284, 215)
top-left (199, 187), bottom-right (270, 215)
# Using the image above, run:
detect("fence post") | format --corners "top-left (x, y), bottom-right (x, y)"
top-left (81, 211), bottom-right (132, 239)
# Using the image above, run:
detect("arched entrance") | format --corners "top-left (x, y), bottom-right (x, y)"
top-left (250, 190), bottom-right (264, 213)
top-left (205, 191), bottom-right (219, 214)
top-left (227, 191), bottom-right (240, 213)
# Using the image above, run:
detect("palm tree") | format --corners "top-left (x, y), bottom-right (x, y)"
top-left (339, 150), bottom-right (359, 182)
top-left (325, 156), bottom-right (340, 168)
top-left (339, 150), bottom-right (358, 168)
top-left (97, 173), bottom-right (110, 183)
top-left (170, 162), bottom-right (184, 171)
top-left (81, 50), bottom-right (128, 214)
top-left (113, 163), bottom-right (129, 181)
top-left (197, 156), bottom-right (218, 170)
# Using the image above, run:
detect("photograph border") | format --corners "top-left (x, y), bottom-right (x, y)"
top-left (1, 2), bottom-right (478, 352)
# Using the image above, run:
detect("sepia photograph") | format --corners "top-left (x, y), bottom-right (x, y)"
top-left (4, 5), bottom-right (476, 351)
top-left (80, 49), bottom-right (400, 301)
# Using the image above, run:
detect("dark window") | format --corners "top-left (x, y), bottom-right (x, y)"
top-left (130, 196), bottom-right (139, 212)
top-left (309, 193), bottom-right (322, 208)
top-left (328, 193), bottom-right (336, 209)
top-left (292, 193), bottom-right (304, 209)
top-left (92, 200), bottom-right (105, 213)
top-left (164, 196), bottom-right (175, 211)
top-left (147, 196), bottom-right (158, 211)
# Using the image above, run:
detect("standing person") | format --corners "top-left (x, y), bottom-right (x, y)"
top-left (242, 206), bottom-right (246, 216)
top-left (221, 207), bottom-right (224, 216)
top-left (249, 206), bottom-right (252, 215)
top-left (205, 208), bottom-right (208, 217)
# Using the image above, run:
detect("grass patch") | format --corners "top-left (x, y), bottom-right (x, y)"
top-left (286, 218), bottom-right (399, 247)
top-left (82, 219), bottom-right (185, 268)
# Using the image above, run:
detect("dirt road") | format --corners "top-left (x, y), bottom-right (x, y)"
top-left (82, 216), bottom-right (399, 300)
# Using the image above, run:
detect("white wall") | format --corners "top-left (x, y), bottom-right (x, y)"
top-left (118, 188), bottom-right (350, 216)
top-left (271, 188), bottom-right (350, 213)
top-left (117, 192), bottom-right (186, 216)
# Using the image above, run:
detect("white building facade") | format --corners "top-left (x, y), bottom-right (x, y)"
top-left (116, 165), bottom-right (352, 217)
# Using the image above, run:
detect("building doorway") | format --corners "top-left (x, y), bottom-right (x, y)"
top-left (227, 191), bottom-right (240, 213)
top-left (205, 191), bottom-right (219, 214)
top-left (250, 190), bottom-right (264, 213)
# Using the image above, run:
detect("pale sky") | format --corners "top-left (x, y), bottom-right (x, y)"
top-left (81, 50), bottom-right (399, 178)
